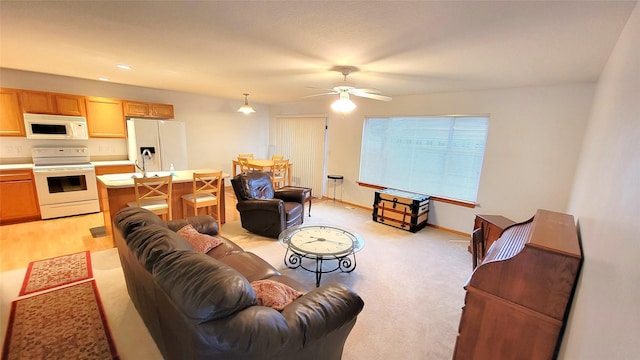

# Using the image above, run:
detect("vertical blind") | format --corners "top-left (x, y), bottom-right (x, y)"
top-left (359, 116), bottom-right (489, 202)
top-left (275, 115), bottom-right (327, 195)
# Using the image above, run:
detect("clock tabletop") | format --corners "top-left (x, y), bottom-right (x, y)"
top-left (279, 224), bottom-right (365, 256)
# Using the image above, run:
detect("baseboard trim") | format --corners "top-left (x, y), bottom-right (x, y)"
top-left (320, 196), bottom-right (471, 237)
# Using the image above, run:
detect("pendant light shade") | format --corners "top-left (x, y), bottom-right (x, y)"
top-left (331, 91), bottom-right (356, 113)
top-left (238, 93), bottom-right (255, 114)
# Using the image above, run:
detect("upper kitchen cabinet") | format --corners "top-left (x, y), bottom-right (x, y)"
top-left (123, 100), bottom-right (174, 119)
top-left (20, 90), bottom-right (86, 116)
top-left (85, 97), bottom-right (126, 138)
top-left (0, 88), bottom-right (25, 137)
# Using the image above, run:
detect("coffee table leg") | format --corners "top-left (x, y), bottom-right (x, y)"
top-left (315, 257), bottom-right (323, 287)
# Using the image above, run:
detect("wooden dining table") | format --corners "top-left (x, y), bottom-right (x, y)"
top-left (231, 158), bottom-right (292, 184)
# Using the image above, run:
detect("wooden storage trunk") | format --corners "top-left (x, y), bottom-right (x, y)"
top-left (373, 189), bottom-right (430, 232)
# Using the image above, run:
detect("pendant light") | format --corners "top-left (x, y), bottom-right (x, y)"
top-left (331, 91), bottom-right (356, 113)
top-left (237, 93), bottom-right (256, 114)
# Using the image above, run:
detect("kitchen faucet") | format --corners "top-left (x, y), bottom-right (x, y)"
top-left (135, 149), bottom-right (153, 178)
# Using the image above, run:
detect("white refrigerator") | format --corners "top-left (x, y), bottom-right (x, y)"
top-left (127, 118), bottom-right (188, 172)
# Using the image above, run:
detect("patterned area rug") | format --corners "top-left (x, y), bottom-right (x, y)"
top-left (2, 280), bottom-right (118, 360)
top-left (19, 251), bottom-right (93, 296)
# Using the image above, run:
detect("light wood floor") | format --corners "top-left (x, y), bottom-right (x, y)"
top-left (0, 188), bottom-right (241, 272)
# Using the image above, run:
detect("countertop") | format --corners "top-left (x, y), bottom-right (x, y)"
top-left (92, 160), bottom-right (134, 167)
top-left (0, 160), bottom-right (133, 171)
top-left (97, 169), bottom-right (229, 188)
top-left (0, 163), bottom-right (33, 170)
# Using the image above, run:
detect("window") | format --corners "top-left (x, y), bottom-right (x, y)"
top-left (359, 116), bottom-right (489, 202)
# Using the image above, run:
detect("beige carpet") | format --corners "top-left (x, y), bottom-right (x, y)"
top-left (1, 201), bottom-right (472, 359)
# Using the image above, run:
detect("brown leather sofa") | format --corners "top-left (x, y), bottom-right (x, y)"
top-left (231, 171), bottom-right (306, 238)
top-left (113, 207), bottom-right (364, 360)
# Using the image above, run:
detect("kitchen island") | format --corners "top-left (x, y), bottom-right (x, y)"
top-left (97, 169), bottom-right (229, 236)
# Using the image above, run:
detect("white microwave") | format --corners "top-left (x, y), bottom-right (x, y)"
top-left (24, 113), bottom-right (89, 140)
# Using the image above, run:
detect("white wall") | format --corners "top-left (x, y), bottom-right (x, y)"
top-left (0, 69), bottom-right (269, 176)
top-left (271, 83), bottom-right (595, 233)
top-left (561, 2), bottom-right (640, 358)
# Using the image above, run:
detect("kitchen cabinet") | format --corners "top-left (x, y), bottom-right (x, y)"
top-left (0, 169), bottom-right (40, 224)
top-left (20, 90), bottom-right (86, 116)
top-left (85, 97), bottom-right (126, 138)
top-left (0, 88), bottom-right (25, 137)
top-left (95, 163), bottom-right (135, 211)
top-left (123, 100), bottom-right (174, 119)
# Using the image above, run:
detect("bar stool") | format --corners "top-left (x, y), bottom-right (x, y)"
top-left (127, 175), bottom-right (173, 221)
top-left (327, 175), bottom-right (343, 202)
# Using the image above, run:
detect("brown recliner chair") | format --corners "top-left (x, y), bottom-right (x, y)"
top-left (231, 171), bottom-right (305, 238)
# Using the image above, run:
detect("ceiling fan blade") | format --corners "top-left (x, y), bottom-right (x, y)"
top-left (351, 88), bottom-right (382, 94)
top-left (352, 92), bottom-right (392, 101)
top-left (301, 92), bottom-right (337, 99)
top-left (305, 86), bottom-right (336, 92)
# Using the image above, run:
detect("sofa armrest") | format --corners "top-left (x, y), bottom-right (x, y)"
top-left (281, 282), bottom-right (364, 343)
top-left (197, 282), bottom-right (363, 357)
top-left (236, 199), bottom-right (284, 213)
top-left (274, 189), bottom-right (306, 203)
top-left (166, 215), bottom-right (219, 236)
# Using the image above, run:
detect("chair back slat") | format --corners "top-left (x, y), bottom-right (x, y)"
top-left (134, 176), bottom-right (172, 204)
top-left (192, 171), bottom-right (223, 199)
top-left (271, 159), bottom-right (289, 189)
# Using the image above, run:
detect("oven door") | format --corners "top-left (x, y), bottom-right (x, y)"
top-left (33, 165), bottom-right (100, 219)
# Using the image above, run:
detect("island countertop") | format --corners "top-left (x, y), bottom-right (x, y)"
top-left (97, 169), bottom-right (229, 188)
top-left (98, 169), bottom-right (229, 236)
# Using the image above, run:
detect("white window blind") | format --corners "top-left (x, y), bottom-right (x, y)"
top-left (275, 115), bottom-right (327, 194)
top-left (359, 116), bottom-right (489, 202)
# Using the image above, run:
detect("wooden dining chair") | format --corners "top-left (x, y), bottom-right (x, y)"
top-left (237, 156), bottom-right (251, 174)
top-left (181, 171), bottom-right (223, 232)
top-left (270, 159), bottom-right (289, 189)
top-left (271, 155), bottom-right (283, 160)
top-left (238, 153), bottom-right (254, 159)
top-left (127, 175), bottom-right (173, 221)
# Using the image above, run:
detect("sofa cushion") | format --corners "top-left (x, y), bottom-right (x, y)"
top-left (206, 239), bottom-right (244, 259)
top-left (218, 252), bottom-right (280, 282)
top-left (128, 224), bottom-right (194, 271)
top-left (251, 279), bottom-right (303, 311)
top-left (114, 207), bottom-right (166, 238)
top-left (177, 224), bottom-right (223, 253)
top-left (153, 251), bottom-right (256, 322)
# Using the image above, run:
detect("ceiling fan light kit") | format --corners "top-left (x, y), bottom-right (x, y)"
top-left (331, 91), bottom-right (356, 113)
top-left (237, 93), bottom-right (255, 114)
top-left (309, 65), bottom-right (392, 112)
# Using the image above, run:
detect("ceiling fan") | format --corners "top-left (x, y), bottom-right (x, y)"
top-left (306, 66), bottom-right (392, 112)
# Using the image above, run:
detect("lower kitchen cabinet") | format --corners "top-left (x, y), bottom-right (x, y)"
top-left (0, 169), bottom-right (40, 223)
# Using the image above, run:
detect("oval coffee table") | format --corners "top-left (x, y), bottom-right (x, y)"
top-left (279, 224), bottom-right (364, 287)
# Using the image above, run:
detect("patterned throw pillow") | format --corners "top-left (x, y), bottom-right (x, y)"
top-left (177, 224), bottom-right (223, 253)
top-left (250, 279), bottom-right (303, 311)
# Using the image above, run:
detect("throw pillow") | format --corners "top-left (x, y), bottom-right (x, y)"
top-left (177, 224), bottom-right (223, 253)
top-left (250, 279), bottom-right (303, 311)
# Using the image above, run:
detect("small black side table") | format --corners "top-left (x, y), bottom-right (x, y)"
top-left (327, 175), bottom-right (344, 202)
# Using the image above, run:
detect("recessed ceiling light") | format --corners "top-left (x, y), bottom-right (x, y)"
top-left (116, 64), bottom-right (131, 70)
top-left (99, 77), bottom-right (109, 81)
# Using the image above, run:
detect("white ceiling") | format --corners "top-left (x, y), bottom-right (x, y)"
top-left (0, 1), bottom-right (636, 104)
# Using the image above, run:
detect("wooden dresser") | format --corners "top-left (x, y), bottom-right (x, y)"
top-left (454, 209), bottom-right (583, 360)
